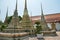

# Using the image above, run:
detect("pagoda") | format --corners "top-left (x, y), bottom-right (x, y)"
top-left (4, 8), bottom-right (8, 25)
top-left (3, 0), bottom-right (22, 33)
top-left (21, 0), bottom-right (34, 33)
top-left (40, 4), bottom-right (49, 31)
top-left (40, 4), bottom-right (56, 36)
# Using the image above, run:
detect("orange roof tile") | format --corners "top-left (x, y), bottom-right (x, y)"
top-left (30, 13), bottom-right (60, 24)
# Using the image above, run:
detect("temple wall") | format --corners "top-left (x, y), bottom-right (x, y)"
top-left (33, 21), bottom-right (60, 31)
top-left (47, 23), bottom-right (52, 29)
top-left (47, 23), bottom-right (60, 31)
top-left (56, 23), bottom-right (60, 31)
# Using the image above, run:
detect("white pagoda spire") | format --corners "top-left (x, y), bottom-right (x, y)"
top-left (41, 3), bottom-right (49, 31)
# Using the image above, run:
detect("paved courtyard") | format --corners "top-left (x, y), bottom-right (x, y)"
top-left (29, 32), bottom-right (60, 40)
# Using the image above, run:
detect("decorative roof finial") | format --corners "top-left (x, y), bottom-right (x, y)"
top-left (6, 7), bottom-right (8, 18)
top-left (41, 3), bottom-right (43, 16)
top-left (25, 0), bottom-right (27, 9)
top-left (16, 0), bottom-right (17, 10)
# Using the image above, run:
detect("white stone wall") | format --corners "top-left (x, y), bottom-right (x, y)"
top-left (56, 23), bottom-right (60, 31)
top-left (47, 23), bottom-right (52, 29)
top-left (47, 23), bottom-right (60, 31)
top-left (34, 22), bottom-right (60, 31)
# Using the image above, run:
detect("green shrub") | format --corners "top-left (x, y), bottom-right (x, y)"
top-left (0, 24), bottom-right (7, 31)
top-left (35, 21), bottom-right (42, 34)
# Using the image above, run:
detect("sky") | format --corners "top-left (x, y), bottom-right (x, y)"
top-left (0, 0), bottom-right (60, 22)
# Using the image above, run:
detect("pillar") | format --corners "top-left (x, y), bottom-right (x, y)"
top-left (51, 22), bottom-right (56, 30)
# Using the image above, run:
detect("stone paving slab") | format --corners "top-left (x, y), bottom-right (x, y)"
top-left (29, 37), bottom-right (38, 40)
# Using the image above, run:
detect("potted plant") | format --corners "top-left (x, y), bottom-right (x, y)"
top-left (35, 21), bottom-right (43, 39)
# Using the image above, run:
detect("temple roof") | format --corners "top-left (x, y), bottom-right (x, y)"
top-left (30, 13), bottom-right (60, 23)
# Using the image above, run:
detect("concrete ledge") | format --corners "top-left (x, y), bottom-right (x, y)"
top-left (0, 32), bottom-right (29, 37)
top-left (41, 30), bottom-right (57, 36)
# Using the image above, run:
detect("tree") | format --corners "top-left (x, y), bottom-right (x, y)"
top-left (19, 16), bottom-right (22, 21)
top-left (0, 21), bottom-right (3, 25)
top-left (0, 24), bottom-right (7, 31)
top-left (7, 16), bottom-right (12, 24)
